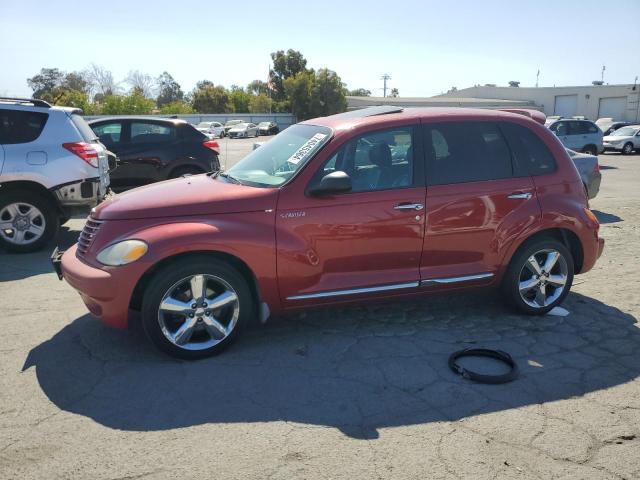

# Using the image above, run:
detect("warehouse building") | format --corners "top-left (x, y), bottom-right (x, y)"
top-left (347, 84), bottom-right (640, 122)
top-left (436, 83), bottom-right (640, 122)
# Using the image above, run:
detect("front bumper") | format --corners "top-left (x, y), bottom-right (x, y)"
top-left (58, 245), bottom-right (133, 329)
top-left (602, 142), bottom-right (623, 151)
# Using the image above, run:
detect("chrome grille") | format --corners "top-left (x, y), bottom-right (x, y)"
top-left (77, 216), bottom-right (103, 256)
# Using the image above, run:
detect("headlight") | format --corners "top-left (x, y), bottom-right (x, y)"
top-left (96, 240), bottom-right (148, 266)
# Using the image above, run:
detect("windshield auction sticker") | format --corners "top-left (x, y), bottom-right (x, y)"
top-left (287, 133), bottom-right (328, 165)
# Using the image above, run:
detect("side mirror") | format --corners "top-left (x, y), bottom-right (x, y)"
top-left (308, 171), bottom-right (352, 196)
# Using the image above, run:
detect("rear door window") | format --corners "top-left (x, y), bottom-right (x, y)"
top-left (424, 122), bottom-right (513, 185)
top-left (92, 122), bottom-right (123, 145)
top-left (130, 122), bottom-right (175, 143)
top-left (0, 109), bottom-right (48, 144)
top-left (500, 122), bottom-right (557, 176)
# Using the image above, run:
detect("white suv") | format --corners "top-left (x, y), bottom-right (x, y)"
top-left (0, 98), bottom-right (111, 252)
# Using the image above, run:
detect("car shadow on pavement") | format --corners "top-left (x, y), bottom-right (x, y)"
top-left (0, 226), bottom-right (79, 282)
top-left (592, 210), bottom-right (623, 224)
top-left (23, 292), bottom-right (639, 440)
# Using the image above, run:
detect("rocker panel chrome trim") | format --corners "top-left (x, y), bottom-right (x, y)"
top-left (420, 272), bottom-right (494, 286)
top-left (286, 281), bottom-right (419, 300)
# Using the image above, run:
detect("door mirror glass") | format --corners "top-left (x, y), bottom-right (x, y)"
top-left (308, 171), bottom-right (352, 196)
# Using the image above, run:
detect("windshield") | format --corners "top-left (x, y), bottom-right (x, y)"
top-left (259, 122), bottom-right (270, 126)
top-left (225, 120), bottom-right (242, 126)
top-left (611, 126), bottom-right (639, 137)
top-left (226, 124), bottom-right (332, 187)
top-left (197, 122), bottom-right (211, 128)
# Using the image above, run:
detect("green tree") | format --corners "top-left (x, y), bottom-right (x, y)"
top-left (27, 68), bottom-right (64, 99)
top-left (284, 71), bottom-right (314, 120)
top-left (61, 71), bottom-right (90, 94)
top-left (247, 79), bottom-right (268, 95)
top-left (51, 89), bottom-right (95, 114)
top-left (159, 101), bottom-right (194, 114)
top-left (101, 92), bottom-right (155, 114)
top-left (270, 49), bottom-right (308, 101)
top-left (191, 84), bottom-right (230, 113)
top-left (310, 69), bottom-right (347, 117)
top-left (157, 71), bottom-right (184, 107)
top-left (348, 88), bottom-right (371, 97)
top-left (228, 86), bottom-right (252, 113)
top-left (389, 88), bottom-right (399, 98)
top-left (249, 93), bottom-right (273, 113)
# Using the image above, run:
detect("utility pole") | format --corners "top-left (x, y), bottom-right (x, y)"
top-left (634, 75), bottom-right (639, 123)
top-left (536, 69), bottom-right (540, 88)
top-left (601, 65), bottom-right (606, 83)
top-left (381, 74), bottom-right (391, 97)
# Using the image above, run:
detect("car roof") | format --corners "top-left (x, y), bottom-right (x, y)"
top-left (88, 116), bottom-right (188, 125)
top-left (304, 106), bottom-right (545, 131)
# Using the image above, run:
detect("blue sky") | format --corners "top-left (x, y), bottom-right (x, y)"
top-left (1, 0), bottom-right (639, 98)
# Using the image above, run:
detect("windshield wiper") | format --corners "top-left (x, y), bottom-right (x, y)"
top-left (217, 171), bottom-right (243, 185)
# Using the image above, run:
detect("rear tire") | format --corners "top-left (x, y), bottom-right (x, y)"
top-left (0, 191), bottom-right (58, 253)
top-left (582, 145), bottom-right (598, 156)
top-left (622, 142), bottom-right (634, 155)
top-left (502, 238), bottom-right (574, 315)
top-left (141, 256), bottom-right (255, 359)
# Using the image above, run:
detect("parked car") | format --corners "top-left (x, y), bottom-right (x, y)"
top-left (56, 106), bottom-right (605, 359)
top-left (89, 117), bottom-right (220, 190)
top-left (0, 98), bottom-right (110, 252)
top-left (257, 121), bottom-right (279, 135)
top-left (195, 121), bottom-right (225, 138)
top-left (227, 122), bottom-right (259, 138)
top-left (595, 118), bottom-right (631, 136)
top-left (602, 125), bottom-right (640, 155)
top-left (223, 119), bottom-right (244, 135)
top-left (566, 149), bottom-right (601, 199)
top-left (547, 119), bottom-right (603, 155)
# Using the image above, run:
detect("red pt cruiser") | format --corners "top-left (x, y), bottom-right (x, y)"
top-left (57, 107), bottom-right (605, 359)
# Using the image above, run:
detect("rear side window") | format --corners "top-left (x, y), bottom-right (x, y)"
top-left (585, 122), bottom-right (599, 134)
top-left (92, 122), bottom-right (122, 145)
top-left (0, 109), bottom-right (48, 144)
top-left (131, 122), bottom-right (175, 143)
top-left (500, 122), bottom-right (557, 176)
top-left (424, 122), bottom-right (512, 185)
top-left (180, 123), bottom-right (206, 140)
top-left (71, 114), bottom-right (98, 142)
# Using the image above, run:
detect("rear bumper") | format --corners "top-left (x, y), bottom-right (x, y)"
top-left (60, 245), bottom-right (133, 329)
top-left (586, 172), bottom-right (601, 199)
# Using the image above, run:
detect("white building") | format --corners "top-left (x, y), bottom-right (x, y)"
top-left (437, 84), bottom-right (640, 122)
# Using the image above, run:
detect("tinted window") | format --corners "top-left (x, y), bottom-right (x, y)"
top-left (501, 122), bottom-right (556, 176)
top-left (0, 109), bottom-right (48, 144)
top-left (585, 122), bottom-right (599, 133)
top-left (131, 122), bottom-right (174, 143)
top-left (424, 122), bottom-right (512, 185)
top-left (71, 114), bottom-right (97, 142)
top-left (92, 122), bottom-right (122, 145)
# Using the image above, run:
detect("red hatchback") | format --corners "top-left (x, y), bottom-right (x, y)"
top-left (57, 107), bottom-right (605, 359)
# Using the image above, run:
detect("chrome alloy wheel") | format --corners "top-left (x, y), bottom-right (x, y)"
top-left (157, 274), bottom-right (240, 351)
top-left (0, 202), bottom-right (46, 245)
top-left (518, 249), bottom-right (569, 309)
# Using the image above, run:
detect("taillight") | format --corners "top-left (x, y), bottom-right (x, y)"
top-left (63, 142), bottom-right (99, 167)
top-left (203, 140), bottom-right (220, 154)
top-left (594, 163), bottom-right (600, 173)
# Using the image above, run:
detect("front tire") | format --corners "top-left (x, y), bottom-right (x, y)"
top-left (622, 142), bottom-right (634, 155)
top-left (0, 191), bottom-right (58, 253)
top-left (502, 238), bottom-right (574, 315)
top-left (141, 256), bottom-right (255, 359)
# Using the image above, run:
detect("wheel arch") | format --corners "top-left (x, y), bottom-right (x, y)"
top-left (503, 228), bottom-right (584, 275)
top-left (129, 250), bottom-right (262, 313)
top-left (0, 180), bottom-right (62, 215)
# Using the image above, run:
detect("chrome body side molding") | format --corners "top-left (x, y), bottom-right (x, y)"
top-left (420, 272), bottom-right (494, 286)
top-left (286, 282), bottom-right (419, 301)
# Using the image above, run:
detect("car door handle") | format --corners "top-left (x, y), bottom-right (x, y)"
top-left (394, 203), bottom-right (424, 211)
top-left (507, 192), bottom-right (532, 200)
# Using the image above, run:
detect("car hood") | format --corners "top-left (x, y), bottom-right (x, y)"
top-left (604, 135), bottom-right (633, 142)
top-left (229, 127), bottom-right (247, 132)
top-left (93, 174), bottom-right (278, 220)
